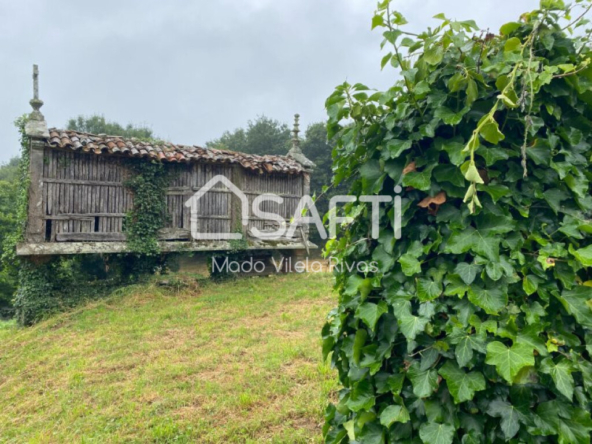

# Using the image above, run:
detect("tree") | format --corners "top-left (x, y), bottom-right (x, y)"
top-left (322, 1), bottom-right (592, 443)
top-left (0, 159), bottom-right (19, 308)
top-left (67, 115), bottom-right (154, 139)
top-left (206, 115), bottom-right (291, 156)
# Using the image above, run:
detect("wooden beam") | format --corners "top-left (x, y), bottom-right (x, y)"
top-left (56, 233), bottom-right (127, 242)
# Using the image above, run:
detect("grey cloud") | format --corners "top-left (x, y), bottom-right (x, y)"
top-left (0, 0), bottom-right (537, 162)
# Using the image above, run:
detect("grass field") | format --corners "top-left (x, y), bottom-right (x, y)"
top-left (0, 273), bottom-right (337, 443)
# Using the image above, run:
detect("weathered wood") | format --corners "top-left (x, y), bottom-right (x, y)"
top-left (158, 228), bottom-right (191, 240)
top-left (56, 232), bottom-right (127, 242)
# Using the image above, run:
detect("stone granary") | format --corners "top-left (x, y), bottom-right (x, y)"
top-left (17, 66), bottom-right (316, 261)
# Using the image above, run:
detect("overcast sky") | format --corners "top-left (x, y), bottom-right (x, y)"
top-left (0, 0), bottom-right (537, 163)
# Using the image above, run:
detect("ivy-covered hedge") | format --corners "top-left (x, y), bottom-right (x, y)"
top-left (322, 1), bottom-right (592, 443)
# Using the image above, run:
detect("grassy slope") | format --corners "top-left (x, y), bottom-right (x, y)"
top-left (0, 273), bottom-right (337, 443)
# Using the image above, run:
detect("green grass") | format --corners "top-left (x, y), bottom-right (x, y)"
top-left (0, 273), bottom-right (338, 443)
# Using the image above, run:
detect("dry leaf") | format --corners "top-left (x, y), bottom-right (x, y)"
top-left (403, 161), bottom-right (417, 175)
top-left (418, 191), bottom-right (447, 215)
top-left (418, 191), bottom-right (447, 208)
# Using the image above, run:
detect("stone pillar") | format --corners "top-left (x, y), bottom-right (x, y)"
top-left (24, 65), bottom-right (49, 243)
top-left (287, 114), bottom-right (315, 247)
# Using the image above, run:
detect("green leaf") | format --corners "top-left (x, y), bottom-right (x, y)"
top-left (424, 44), bottom-right (444, 65)
top-left (452, 332), bottom-right (486, 367)
top-left (455, 262), bottom-right (480, 285)
top-left (398, 313), bottom-right (429, 340)
top-left (480, 118), bottom-right (505, 145)
top-left (537, 401), bottom-right (592, 444)
top-left (359, 159), bottom-right (383, 182)
top-left (523, 275), bottom-right (540, 296)
top-left (407, 363), bottom-right (438, 398)
top-left (468, 286), bottom-right (507, 315)
top-left (504, 37), bottom-right (522, 54)
top-left (439, 361), bottom-right (486, 404)
top-left (353, 328), bottom-right (368, 365)
top-left (572, 244), bottom-right (592, 267)
top-left (380, 404), bottom-right (410, 427)
top-left (386, 139), bottom-right (413, 158)
top-left (346, 379), bottom-right (375, 412)
top-left (417, 278), bottom-right (442, 302)
top-left (487, 399), bottom-right (524, 439)
top-left (435, 107), bottom-right (469, 126)
top-left (540, 357), bottom-right (574, 400)
top-left (445, 227), bottom-right (500, 262)
top-left (372, 14), bottom-right (385, 29)
top-left (466, 79), bottom-right (478, 106)
top-left (500, 22), bottom-right (522, 36)
top-left (419, 423), bottom-right (455, 444)
top-left (463, 163), bottom-right (484, 184)
top-left (485, 342), bottom-right (534, 383)
top-left (556, 286), bottom-right (592, 329)
top-left (478, 147), bottom-right (510, 166)
top-left (356, 302), bottom-right (388, 332)
top-left (399, 253), bottom-right (422, 276)
top-left (402, 165), bottom-right (434, 191)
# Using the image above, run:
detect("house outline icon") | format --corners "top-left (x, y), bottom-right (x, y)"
top-left (185, 175), bottom-right (250, 240)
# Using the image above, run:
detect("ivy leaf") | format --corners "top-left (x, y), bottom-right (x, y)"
top-left (466, 79), bottom-right (478, 106)
top-left (438, 138), bottom-right (467, 166)
top-left (468, 286), bottom-right (507, 315)
top-left (402, 165), bottom-right (435, 191)
top-left (373, 245), bottom-right (396, 273)
top-left (540, 357), bottom-right (574, 400)
top-left (556, 286), bottom-right (592, 329)
top-left (417, 278), bottom-right (442, 302)
top-left (356, 302), bottom-right (388, 332)
top-left (572, 244), bottom-right (592, 267)
top-left (523, 275), bottom-right (540, 296)
top-left (346, 379), bottom-right (375, 412)
top-left (435, 107), bottom-right (469, 126)
top-left (455, 263), bottom-right (481, 285)
top-left (478, 147), bottom-right (510, 166)
top-left (537, 401), bottom-right (592, 444)
top-left (386, 139), bottom-right (413, 158)
top-left (419, 423), bottom-right (455, 444)
top-left (452, 332), bottom-right (486, 367)
top-left (399, 253), bottom-right (422, 276)
top-left (444, 227), bottom-right (500, 261)
top-left (487, 399), bottom-right (525, 440)
top-left (379, 405), bottom-right (410, 428)
top-left (439, 361), bottom-right (486, 404)
top-left (485, 342), bottom-right (534, 383)
top-left (398, 313), bottom-right (429, 340)
top-left (407, 363), bottom-right (439, 398)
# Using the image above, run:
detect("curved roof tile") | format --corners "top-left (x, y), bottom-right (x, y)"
top-left (46, 129), bottom-right (304, 174)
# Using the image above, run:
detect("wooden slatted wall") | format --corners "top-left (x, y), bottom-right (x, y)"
top-left (40, 149), bottom-right (305, 242)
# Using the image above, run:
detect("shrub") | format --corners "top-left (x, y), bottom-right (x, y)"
top-left (322, 1), bottom-right (592, 442)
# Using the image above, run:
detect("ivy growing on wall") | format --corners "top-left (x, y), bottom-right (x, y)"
top-left (322, 1), bottom-right (592, 443)
top-left (2, 115), bottom-right (31, 268)
top-left (123, 159), bottom-right (171, 255)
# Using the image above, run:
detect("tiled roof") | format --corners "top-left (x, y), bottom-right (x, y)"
top-left (46, 129), bottom-right (305, 174)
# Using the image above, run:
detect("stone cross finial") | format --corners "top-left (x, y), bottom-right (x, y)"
top-left (25, 64), bottom-right (49, 138)
top-left (287, 113), bottom-right (315, 171)
top-left (33, 65), bottom-right (39, 100)
top-left (291, 113), bottom-right (300, 148)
